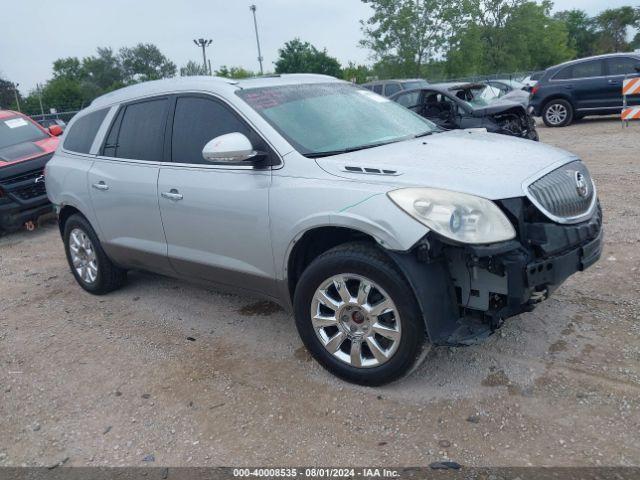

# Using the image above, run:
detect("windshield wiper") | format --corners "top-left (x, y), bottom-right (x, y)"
top-left (305, 140), bottom-right (400, 158)
top-left (414, 131), bottom-right (434, 138)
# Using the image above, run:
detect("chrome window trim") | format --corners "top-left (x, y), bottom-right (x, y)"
top-left (521, 160), bottom-right (598, 225)
top-left (89, 89), bottom-right (284, 171)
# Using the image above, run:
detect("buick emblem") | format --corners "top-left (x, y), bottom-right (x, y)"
top-left (34, 175), bottom-right (45, 184)
top-left (575, 172), bottom-right (589, 198)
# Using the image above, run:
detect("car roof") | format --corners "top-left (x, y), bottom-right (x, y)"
top-left (362, 78), bottom-right (426, 86)
top-left (431, 82), bottom-right (485, 90)
top-left (0, 109), bottom-right (23, 120)
top-left (89, 74), bottom-right (345, 110)
top-left (552, 52), bottom-right (640, 70)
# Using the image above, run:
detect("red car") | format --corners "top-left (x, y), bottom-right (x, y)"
top-left (0, 110), bottom-right (62, 233)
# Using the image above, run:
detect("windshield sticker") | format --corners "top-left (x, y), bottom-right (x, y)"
top-left (357, 90), bottom-right (390, 103)
top-left (5, 118), bottom-right (29, 129)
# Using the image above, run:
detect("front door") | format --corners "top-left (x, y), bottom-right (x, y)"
top-left (158, 95), bottom-right (276, 297)
top-left (605, 57), bottom-right (640, 108)
top-left (88, 97), bottom-right (172, 274)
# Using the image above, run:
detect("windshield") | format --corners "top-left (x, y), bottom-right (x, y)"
top-left (0, 115), bottom-right (48, 149)
top-left (237, 83), bottom-right (436, 157)
top-left (454, 85), bottom-right (502, 107)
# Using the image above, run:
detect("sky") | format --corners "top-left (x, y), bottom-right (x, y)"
top-left (0, 0), bottom-right (637, 94)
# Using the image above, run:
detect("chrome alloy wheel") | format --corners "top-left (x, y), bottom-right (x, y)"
top-left (69, 228), bottom-right (98, 284)
top-left (546, 103), bottom-right (568, 125)
top-left (310, 274), bottom-right (401, 368)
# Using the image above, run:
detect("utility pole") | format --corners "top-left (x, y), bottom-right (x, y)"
top-left (250, 5), bottom-right (264, 75)
top-left (193, 38), bottom-right (213, 74)
top-left (13, 83), bottom-right (21, 112)
top-left (37, 83), bottom-right (45, 117)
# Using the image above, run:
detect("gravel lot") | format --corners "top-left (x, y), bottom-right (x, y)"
top-left (1, 118), bottom-right (639, 468)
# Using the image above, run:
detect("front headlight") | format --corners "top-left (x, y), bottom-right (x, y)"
top-left (387, 188), bottom-right (516, 244)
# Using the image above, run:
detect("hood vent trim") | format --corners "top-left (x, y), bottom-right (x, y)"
top-left (342, 166), bottom-right (400, 176)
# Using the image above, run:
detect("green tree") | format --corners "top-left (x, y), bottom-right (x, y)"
top-left (360, 0), bottom-right (460, 78)
top-left (52, 57), bottom-right (84, 81)
top-left (342, 62), bottom-right (372, 83)
top-left (446, 1), bottom-right (573, 77)
top-left (0, 77), bottom-right (21, 110)
top-left (554, 9), bottom-right (598, 58)
top-left (215, 65), bottom-right (255, 79)
top-left (274, 39), bottom-right (342, 77)
top-left (595, 7), bottom-right (639, 52)
top-left (180, 60), bottom-right (209, 76)
top-left (82, 47), bottom-right (125, 91)
top-left (119, 43), bottom-right (177, 83)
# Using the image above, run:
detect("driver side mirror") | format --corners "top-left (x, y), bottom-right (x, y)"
top-left (48, 125), bottom-right (63, 136)
top-left (202, 132), bottom-right (261, 163)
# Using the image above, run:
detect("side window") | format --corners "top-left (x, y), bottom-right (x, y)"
top-left (372, 85), bottom-right (383, 95)
top-left (395, 91), bottom-right (420, 108)
top-left (607, 57), bottom-right (639, 76)
top-left (171, 96), bottom-right (253, 165)
top-left (103, 98), bottom-right (168, 162)
top-left (554, 66), bottom-right (573, 80)
top-left (63, 108), bottom-right (108, 154)
top-left (384, 83), bottom-right (401, 97)
top-left (572, 60), bottom-right (604, 79)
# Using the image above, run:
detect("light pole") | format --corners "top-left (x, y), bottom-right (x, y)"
top-left (193, 38), bottom-right (213, 74)
top-left (249, 5), bottom-right (264, 75)
top-left (13, 83), bottom-right (21, 112)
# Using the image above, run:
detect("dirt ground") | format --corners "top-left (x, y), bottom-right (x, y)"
top-left (1, 118), bottom-right (639, 468)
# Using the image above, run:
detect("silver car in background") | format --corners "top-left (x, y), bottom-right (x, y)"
top-left (46, 74), bottom-right (603, 385)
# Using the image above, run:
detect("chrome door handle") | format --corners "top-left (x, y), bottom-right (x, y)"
top-left (92, 181), bottom-right (109, 191)
top-left (161, 189), bottom-right (183, 201)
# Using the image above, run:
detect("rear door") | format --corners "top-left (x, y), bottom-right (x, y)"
top-left (605, 57), bottom-right (640, 107)
top-left (157, 94), bottom-right (276, 296)
top-left (88, 97), bottom-right (173, 274)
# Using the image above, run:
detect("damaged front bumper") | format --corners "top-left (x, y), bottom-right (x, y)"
top-left (389, 200), bottom-right (603, 347)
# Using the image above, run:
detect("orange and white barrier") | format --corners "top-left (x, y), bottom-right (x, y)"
top-left (622, 77), bottom-right (640, 125)
top-left (622, 107), bottom-right (640, 121)
top-left (623, 78), bottom-right (640, 96)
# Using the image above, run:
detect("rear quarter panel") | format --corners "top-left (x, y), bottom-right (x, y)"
top-left (45, 151), bottom-right (97, 230)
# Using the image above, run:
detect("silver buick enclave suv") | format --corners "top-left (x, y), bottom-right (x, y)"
top-left (46, 74), bottom-right (603, 385)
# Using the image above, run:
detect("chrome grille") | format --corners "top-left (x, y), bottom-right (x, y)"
top-left (528, 161), bottom-right (595, 222)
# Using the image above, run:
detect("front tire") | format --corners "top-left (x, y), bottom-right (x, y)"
top-left (63, 214), bottom-right (126, 294)
top-left (542, 99), bottom-right (573, 127)
top-left (293, 242), bottom-right (426, 386)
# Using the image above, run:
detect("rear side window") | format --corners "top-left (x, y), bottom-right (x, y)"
top-left (607, 57), bottom-right (639, 76)
top-left (171, 96), bottom-right (251, 165)
top-left (372, 85), bottom-right (383, 94)
top-left (63, 109), bottom-right (108, 154)
top-left (572, 60), bottom-right (604, 79)
top-left (103, 98), bottom-right (168, 162)
top-left (384, 83), bottom-right (401, 97)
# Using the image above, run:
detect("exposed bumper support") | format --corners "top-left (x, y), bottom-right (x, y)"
top-left (387, 204), bottom-right (603, 347)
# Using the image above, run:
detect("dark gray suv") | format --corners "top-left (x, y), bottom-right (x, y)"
top-left (530, 53), bottom-right (640, 127)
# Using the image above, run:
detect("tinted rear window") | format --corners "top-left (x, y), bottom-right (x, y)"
top-left (0, 115), bottom-right (48, 149)
top-left (105, 98), bottom-right (168, 162)
top-left (63, 109), bottom-right (108, 153)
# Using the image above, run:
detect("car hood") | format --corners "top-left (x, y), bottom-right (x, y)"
top-left (314, 129), bottom-right (579, 200)
top-left (0, 137), bottom-right (59, 166)
top-left (472, 98), bottom-right (527, 115)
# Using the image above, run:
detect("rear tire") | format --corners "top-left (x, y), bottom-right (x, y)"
top-left (63, 214), bottom-right (126, 295)
top-left (293, 242), bottom-right (426, 386)
top-left (542, 99), bottom-right (573, 127)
